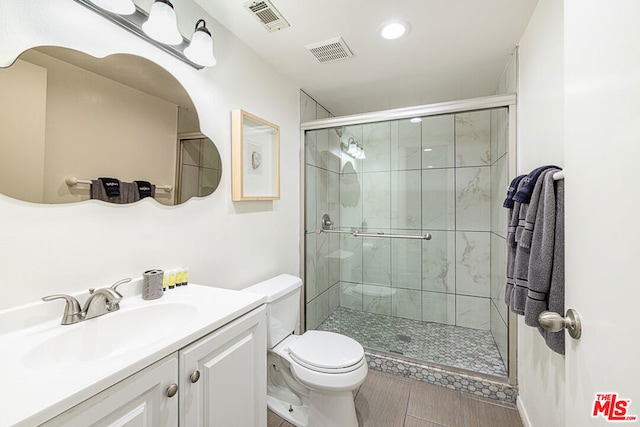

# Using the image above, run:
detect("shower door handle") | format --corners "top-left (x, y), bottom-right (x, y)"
top-left (539, 309), bottom-right (582, 339)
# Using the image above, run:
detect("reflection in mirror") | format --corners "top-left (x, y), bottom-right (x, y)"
top-left (0, 46), bottom-right (221, 205)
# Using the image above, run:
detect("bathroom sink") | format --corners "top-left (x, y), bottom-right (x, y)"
top-left (24, 302), bottom-right (196, 371)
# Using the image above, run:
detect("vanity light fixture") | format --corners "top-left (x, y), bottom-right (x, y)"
top-left (342, 137), bottom-right (366, 160)
top-left (379, 20), bottom-right (411, 40)
top-left (72, 0), bottom-right (217, 69)
top-left (89, 0), bottom-right (135, 15)
top-left (142, 0), bottom-right (183, 46)
top-left (184, 19), bottom-right (217, 67)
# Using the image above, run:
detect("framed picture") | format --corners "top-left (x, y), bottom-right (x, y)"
top-left (231, 109), bottom-right (280, 201)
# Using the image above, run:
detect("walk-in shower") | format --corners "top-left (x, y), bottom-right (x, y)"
top-left (303, 95), bottom-right (515, 382)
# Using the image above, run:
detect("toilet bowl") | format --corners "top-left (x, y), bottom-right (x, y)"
top-left (244, 274), bottom-right (368, 427)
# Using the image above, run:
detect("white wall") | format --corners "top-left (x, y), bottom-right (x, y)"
top-left (515, 1), bottom-right (565, 426)
top-left (0, 0), bottom-right (301, 309)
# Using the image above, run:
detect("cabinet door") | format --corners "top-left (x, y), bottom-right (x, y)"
top-left (180, 306), bottom-right (266, 427)
top-left (43, 354), bottom-right (179, 427)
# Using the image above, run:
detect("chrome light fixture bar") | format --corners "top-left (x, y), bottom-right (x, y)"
top-left (73, 0), bottom-right (205, 69)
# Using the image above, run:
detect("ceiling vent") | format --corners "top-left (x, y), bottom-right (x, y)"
top-left (305, 37), bottom-right (354, 64)
top-left (243, 1), bottom-right (290, 32)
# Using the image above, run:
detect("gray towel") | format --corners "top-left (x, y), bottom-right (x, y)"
top-left (505, 179), bottom-right (527, 307)
top-left (545, 177), bottom-right (565, 354)
top-left (91, 180), bottom-right (140, 204)
top-left (524, 169), bottom-right (561, 326)
top-left (510, 173), bottom-right (546, 315)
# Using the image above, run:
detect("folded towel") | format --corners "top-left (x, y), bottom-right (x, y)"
top-left (512, 165), bottom-right (560, 204)
top-left (99, 177), bottom-right (120, 197)
top-left (134, 181), bottom-right (153, 199)
top-left (503, 175), bottom-right (527, 208)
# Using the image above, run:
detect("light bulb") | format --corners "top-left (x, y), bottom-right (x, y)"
top-left (184, 20), bottom-right (217, 67)
top-left (142, 0), bottom-right (182, 46)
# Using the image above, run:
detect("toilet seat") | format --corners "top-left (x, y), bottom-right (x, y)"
top-left (288, 331), bottom-right (365, 374)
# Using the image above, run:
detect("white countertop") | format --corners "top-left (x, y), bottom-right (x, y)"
top-left (0, 284), bottom-right (265, 426)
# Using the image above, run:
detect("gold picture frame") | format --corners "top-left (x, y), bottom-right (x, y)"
top-left (231, 109), bottom-right (280, 201)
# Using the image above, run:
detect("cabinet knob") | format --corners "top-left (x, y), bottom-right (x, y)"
top-left (166, 383), bottom-right (178, 398)
top-left (190, 370), bottom-right (201, 383)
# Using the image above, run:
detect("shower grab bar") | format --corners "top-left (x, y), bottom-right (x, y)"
top-left (317, 214), bottom-right (431, 240)
top-left (316, 228), bottom-right (432, 241)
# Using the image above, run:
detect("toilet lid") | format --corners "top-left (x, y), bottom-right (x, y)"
top-left (288, 331), bottom-right (364, 371)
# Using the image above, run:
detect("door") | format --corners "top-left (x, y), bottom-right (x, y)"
top-left (42, 355), bottom-right (178, 427)
top-left (180, 306), bottom-right (267, 427)
top-left (564, 1), bottom-right (640, 426)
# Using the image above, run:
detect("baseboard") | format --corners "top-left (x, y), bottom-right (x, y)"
top-left (517, 395), bottom-right (533, 427)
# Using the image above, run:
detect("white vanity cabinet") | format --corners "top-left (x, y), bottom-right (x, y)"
top-left (41, 305), bottom-right (266, 427)
top-left (180, 304), bottom-right (267, 426)
top-left (42, 354), bottom-right (179, 427)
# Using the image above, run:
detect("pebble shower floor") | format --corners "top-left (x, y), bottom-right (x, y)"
top-left (317, 306), bottom-right (507, 377)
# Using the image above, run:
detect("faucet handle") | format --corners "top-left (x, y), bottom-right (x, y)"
top-left (110, 278), bottom-right (132, 295)
top-left (42, 294), bottom-right (82, 325)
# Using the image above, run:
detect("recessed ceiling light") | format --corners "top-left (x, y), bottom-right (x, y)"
top-left (410, 117), bottom-right (422, 123)
top-left (379, 20), bottom-right (411, 40)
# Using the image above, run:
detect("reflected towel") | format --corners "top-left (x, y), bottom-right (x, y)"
top-left (134, 180), bottom-right (155, 200)
top-left (99, 177), bottom-right (120, 197)
top-left (91, 178), bottom-right (125, 203)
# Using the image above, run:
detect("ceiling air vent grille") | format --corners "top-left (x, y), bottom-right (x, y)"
top-left (305, 37), bottom-right (354, 64)
top-left (243, 1), bottom-right (290, 32)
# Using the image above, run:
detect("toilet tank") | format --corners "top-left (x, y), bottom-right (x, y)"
top-left (243, 274), bottom-right (302, 348)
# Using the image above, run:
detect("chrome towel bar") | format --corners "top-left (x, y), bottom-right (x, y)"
top-left (317, 214), bottom-right (431, 240)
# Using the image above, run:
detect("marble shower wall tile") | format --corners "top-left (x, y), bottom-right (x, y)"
top-left (325, 128), bottom-right (342, 173)
top-left (362, 236), bottom-right (391, 286)
top-left (362, 284), bottom-right (393, 315)
top-left (456, 295), bottom-right (490, 330)
top-left (362, 122), bottom-right (391, 172)
top-left (421, 168), bottom-right (455, 230)
top-left (456, 231), bottom-right (491, 298)
top-left (316, 290), bottom-right (330, 325)
top-left (362, 172), bottom-right (391, 229)
top-left (329, 282), bottom-right (340, 313)
top-left (392, 288), bottom-right (422, 321)
top-left (495, 108), bottom-right (508, 161)
top-left (339, 234), bottom-right (362, 283)
top-left (422, 115), bottom-right (454, 168)
top-left (391, 236), bottom-right (422, 290)
top-left (305, 299), bottom-right (319, 330)
top-left (490, 300), bottom-right (508, 366)
top-left (391, 170), bottom-right (422, 229)
top-left (305, 232), bottom-right (318, 303)
top-left (305, 129), bottom-right (318, 167)
top-left (491, 153), bottom-right (508, 238)
top-left (340, 281), bottom-right (363, 311)
top-left (316, 231), bottom-right (330, 295)
top-left (391, 119), bottom-right (422, 170)
top-left (328, 233), bottom-right (341, 286)
top-left (305, 166), bottom-right (317, 232)
top-left (490, 233), bottom-right (507, 322)
top-left (422, 230), bottom-right (455, 293)
top-left (422, 291), bottom-right (456, 325)
top-left (455, 111), bottom-right (491, 167)
top-left (340, 162), bottom-right (362, 228)
top-left (317, 168), bottom-right (329, 230)
top-left (456, 166), bottom-right (490, 231)
top-left (490, 110), bottom-right (499, 164)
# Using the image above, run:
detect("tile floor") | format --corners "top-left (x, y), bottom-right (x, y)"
top-left (318, 307), bottom-right (507, 377)
top-left (268, 370), bottom-right (523, 427)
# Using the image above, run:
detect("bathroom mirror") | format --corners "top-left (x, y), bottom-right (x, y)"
top-left (0, 46), bottom-right (221, 205)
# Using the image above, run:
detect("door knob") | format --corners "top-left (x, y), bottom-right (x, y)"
top-left (539, 309), bottom-right (582, 339)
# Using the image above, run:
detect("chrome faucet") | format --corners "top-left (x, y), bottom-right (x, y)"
top-left (42, 278), bottom-right (132, 325)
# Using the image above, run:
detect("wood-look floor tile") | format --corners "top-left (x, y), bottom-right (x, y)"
top-left (407, 382), bottom-right (464, 427)
top-left (267, 409), bottom-right (284, 427)
top-left (405, 415), bottom-right (447, 427)
top-left (355, 370), bottom-right (412, 427)
top-left (462, 394), bottom-right (524, 427)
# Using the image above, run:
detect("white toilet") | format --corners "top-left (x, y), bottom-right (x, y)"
top-left (244, 274), bottom-right (367, 427)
